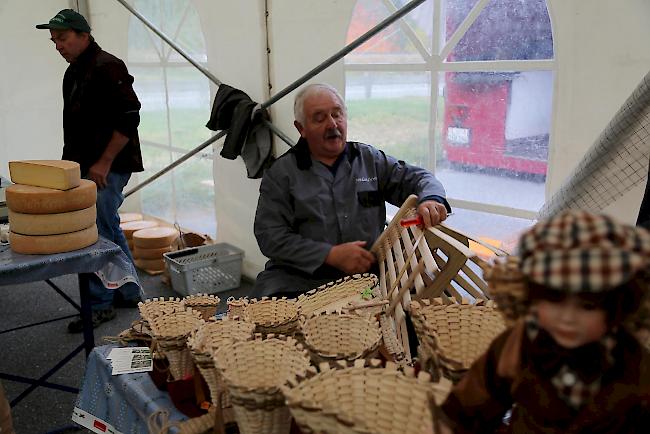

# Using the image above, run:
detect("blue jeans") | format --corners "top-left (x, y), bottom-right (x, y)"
top-left (89, 171), bottom-right (142, 310)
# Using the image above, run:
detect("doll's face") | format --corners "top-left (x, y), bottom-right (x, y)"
top-left (535, 295), bottom-right (608, 349)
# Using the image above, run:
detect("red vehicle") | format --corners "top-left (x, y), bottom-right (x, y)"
top-left (442, 0), bottom-right (553, 177)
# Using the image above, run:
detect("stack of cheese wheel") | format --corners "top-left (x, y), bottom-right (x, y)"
top-left (119, 212), bottom-right (144, 224)
top-left (5, 160), bottom-right (98, 254)
top-left (132, 226), bottom-right (179, 272)
top-left (120, 219), bottom-right (158, 252)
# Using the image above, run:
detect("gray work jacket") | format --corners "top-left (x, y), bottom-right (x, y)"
top-left (253, 139), bottom-right (449, 295)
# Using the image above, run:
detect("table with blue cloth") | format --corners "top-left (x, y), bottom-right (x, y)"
top-left (0, 238), bottom-right (121, 409)
top-left (72, 344), bottom-right (187, 434)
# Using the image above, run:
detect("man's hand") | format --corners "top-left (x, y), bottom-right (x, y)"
top-left (417, 200), bottom-right (448, 228)
top-left (87, 158), bottom-right (112, 189)
top-left (325, 241), bottom-right (376, 274)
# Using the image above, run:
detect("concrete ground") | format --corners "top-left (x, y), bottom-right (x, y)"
top-left (0, 269), bottom-right (253, 434)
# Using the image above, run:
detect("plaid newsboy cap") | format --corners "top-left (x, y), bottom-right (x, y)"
top-left (518, 210), bottom-right (650, 292)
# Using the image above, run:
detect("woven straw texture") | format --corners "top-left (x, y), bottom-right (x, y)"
top-left (301, 313), bottom-right (382, 364)
top-left (369, 194), bottom-right (504, 362)
top-left (149, 308), bottom-right (205, 381)
top-left (227, 297), bottom-right (249, 319)
top-left (187, 319), bottom-right (256, 409)
top-left (410, 299), bottom-right (506, 382)
top-left (213, 336), bottom-right (311, 434)
top-left (182, 293), bottom-right (221, 321)
top-left (138, 297), bottom-right (184, 323)
top-left (243, 298), bottom-right (300, 336)
top-left (283, 360), bottom-right (451, 434)
top-left (296, 273), bottom-right (380, 317)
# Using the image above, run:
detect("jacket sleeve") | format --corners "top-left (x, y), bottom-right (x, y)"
top-left (97, 59), bottom-right (141, 138)
top-left (373, 147), bottom-right (452, 212)
top-left (440, 330), bottom-right (514, 434)
top-left (254, 170), bottom-right (332, 274)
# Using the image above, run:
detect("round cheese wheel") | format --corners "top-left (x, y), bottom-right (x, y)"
top-left (133, 245), bottom-right (172, 259)
top-left (9, 225), bottom-right (98, 254)
top-left (119, 212), bottom-right (143, 223)
top-left (5, 179), bottom-right (96, 214)
top-left (135, 257), bottom-right (166, 271)
top-left (120, 220), bottom-right (158, 239)
top-left (133, 227), bottom-right (179, 249)
top-left (9, 205), bottom-right (96, 236)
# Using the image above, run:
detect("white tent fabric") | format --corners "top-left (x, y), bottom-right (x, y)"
top-left (539, 71), bottom-right (650, 219)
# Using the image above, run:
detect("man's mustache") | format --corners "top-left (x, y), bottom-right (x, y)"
top-left (325, 129), bottom-right (342, 139)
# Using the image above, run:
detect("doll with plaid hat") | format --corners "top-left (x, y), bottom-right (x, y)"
top-left (438, 210), bottom-right (650, 433)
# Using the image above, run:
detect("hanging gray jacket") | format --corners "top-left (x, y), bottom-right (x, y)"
top-left (253, 138), bottom-right (450, 296)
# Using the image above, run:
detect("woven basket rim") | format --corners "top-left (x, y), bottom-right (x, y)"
top-left (301, 313), bottom-right (382, 360)
top-left (213, 336), bottom-right (310, 396)
top-left (244, 297), bottom-right (300, 327)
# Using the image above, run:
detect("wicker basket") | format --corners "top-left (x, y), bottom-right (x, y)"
top-left (182, 293), bottom-right (221, 321)
top-left (410, 299), bottom-right (506, 382)
top-left (296, 273), bottom-right (380, 317)
top-left (243, 297), bottom-right (300, 336)
top-left (213, 336), bottom-right (311, 434)
top-left (283, 359), bottom-right (451, 434)
top-left (149, 308), bottom-right (205, 381)
top-left (227, 297), bottom-right (249, 319)
top-left (187, 319), bottom-right (256, 410)
top-left (300, 313), bottom-right (382, 364)
top-left (138, 297), bottom-right (184, 323)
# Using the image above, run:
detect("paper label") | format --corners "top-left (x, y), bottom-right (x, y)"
top-left (107, 347), bottom-right (153, 375)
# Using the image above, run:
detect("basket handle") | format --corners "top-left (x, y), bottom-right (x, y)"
top-left (166, 247), bottom-right (199, 259)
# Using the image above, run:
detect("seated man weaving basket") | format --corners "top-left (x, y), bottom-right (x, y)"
top-left (253, 83), bottom-right (451, 297)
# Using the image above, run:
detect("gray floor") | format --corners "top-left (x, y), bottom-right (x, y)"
top-left (0, 269), bottom-right (254, 434)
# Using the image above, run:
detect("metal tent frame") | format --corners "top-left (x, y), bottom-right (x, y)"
top-left (114, 0), bottom-right (426, 197)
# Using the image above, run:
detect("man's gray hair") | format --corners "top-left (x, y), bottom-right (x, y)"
top-left (294, 83), bottom-right (346, 125)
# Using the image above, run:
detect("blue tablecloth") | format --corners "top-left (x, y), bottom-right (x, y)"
top-left (0, 238), bottom-right (120, 285)
top-left (73, 345), bottom-right (187, 434)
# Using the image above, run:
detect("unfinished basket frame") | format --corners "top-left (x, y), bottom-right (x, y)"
top-left (410, 298), bottom-right (506, 382)
top-left (282, 359), bottom-right (451, 434)
top-left (182, 293), bottom-right (221, 321)
top-left (296, 273), bottom-right (381, 317)
top-left (300, 312), bottom-right (382, 364)
top-left (149, 308), bottom-right (205, 381)
top-left (213, 335), bottom-right (311, 434)
top-left (187, 319), bottom-right (256, 412)
top-left (370, 195), bottom-right (506, 361)
top-left (243, 297), bottom-right (300, 336)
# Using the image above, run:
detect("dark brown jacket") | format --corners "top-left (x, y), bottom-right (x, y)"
top-left (62, 41), bottom-right (144, 175)
top-left (441, 320), bottom-right (650, 433)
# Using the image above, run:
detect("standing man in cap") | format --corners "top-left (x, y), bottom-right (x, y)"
top-left (36, 9), bottom-right (145, 332)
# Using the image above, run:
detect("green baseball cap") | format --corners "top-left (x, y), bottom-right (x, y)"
top-left (36, 9), bottom-right (91, 33)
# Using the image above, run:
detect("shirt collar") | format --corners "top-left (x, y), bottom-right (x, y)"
top-left (292, 137), bottom-right (360, 170)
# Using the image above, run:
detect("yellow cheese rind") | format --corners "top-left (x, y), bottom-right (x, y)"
top-left (119, 213), bottom-right (143, 223)
top-left (9, 225), bottom-right (98, 254)
top-left (133, 227), bottom-right (179, 249)
top-left (135, 257), bottom-right (166, 271)
top-left (120, 220), bottom-right (158, 239)
top-left (9, 160), bottom-right (81, 190)
top-left (133, 245), bottom-right (172, 259)
top-left (8, 205), bottom-right (96, 235)
top-left (5, 180), bottom-right (96, 214)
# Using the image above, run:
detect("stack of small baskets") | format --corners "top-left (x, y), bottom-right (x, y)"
top-left (213, 335), bottom-right (311, 434)
top-left (187, 318), bottom-right (256, 412)
top-left (148, 307), bottom-right (205, 381)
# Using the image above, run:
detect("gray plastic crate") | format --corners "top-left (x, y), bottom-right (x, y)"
top-left (163, 243), bottom-right (244, 296)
